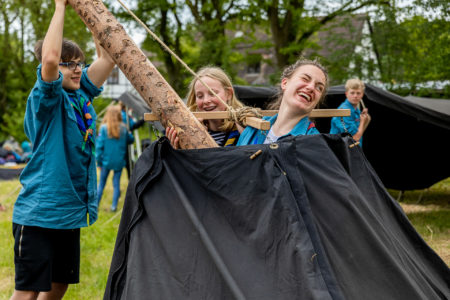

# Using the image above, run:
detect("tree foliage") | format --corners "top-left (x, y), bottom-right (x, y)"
top-left (0, 0), bottom-right (97, 141)
top-left (1, 0), bottom-right (448, 140)
top-left (370, 5), bottom-right (450, 96)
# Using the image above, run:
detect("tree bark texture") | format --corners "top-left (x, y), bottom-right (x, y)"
top-left (68, 0), bottom-right (218, 149)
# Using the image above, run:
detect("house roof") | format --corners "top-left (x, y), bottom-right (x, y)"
top-left (306, 14), bottom-right (368, 58)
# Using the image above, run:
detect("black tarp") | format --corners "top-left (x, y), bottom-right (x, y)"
top-left (233, 84), bottom-right (450, 190)
top-left (104, 136), bottom-right (449, 300)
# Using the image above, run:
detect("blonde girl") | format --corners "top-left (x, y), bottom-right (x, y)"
top-left (96, 105), bottom-right (134, 212)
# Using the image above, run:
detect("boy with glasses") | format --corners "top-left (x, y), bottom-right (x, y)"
top-left (11, 0), bottom-right (115, 299)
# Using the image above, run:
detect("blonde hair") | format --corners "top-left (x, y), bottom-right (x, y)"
top-left (268, 58), bottom-right (329, 110)
top-left (186, 66), bottom-right (244, 132)
top-left (345, 78), bottom-right (365, 91)
top-left (103, 105), bottom-right (122, 139)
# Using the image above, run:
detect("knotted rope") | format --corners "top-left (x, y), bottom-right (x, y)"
top-left (232, 106), bottom-right (263, 127)
top-left (116, 0), bottom-right (262, 128)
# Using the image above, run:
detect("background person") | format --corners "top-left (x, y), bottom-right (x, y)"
top-left (10, 0), bottom-right (115, 298)
top-left (118, 101), bottom-right (144, 179)
top-left (330, 78), bottom-right (371, 145)
top-left (96, 105), bottom-right (134, 212)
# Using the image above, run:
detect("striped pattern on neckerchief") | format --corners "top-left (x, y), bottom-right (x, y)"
top-left (68, 93), bottom-right (95, 154)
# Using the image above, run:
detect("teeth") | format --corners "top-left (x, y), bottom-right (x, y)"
top-left (298, 92), bottom-right (311, 102)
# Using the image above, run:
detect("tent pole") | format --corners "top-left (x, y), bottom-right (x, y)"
top-left (397, 190), bottom-right (404, 202)
top-left (416, 189), bottom-right (427, 204)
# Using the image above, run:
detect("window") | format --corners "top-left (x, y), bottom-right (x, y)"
top-left (107, 67), bottom-right (119, 84)
top-left (247, 62), bottom-right (261, 74)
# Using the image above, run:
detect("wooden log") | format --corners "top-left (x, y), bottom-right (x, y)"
top-left (68, 0), bottom-right (217, 149)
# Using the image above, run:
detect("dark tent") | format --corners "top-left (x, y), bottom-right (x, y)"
top-left (118, 90), bottom-right (151, 118)
top-left (233, 84), bottom-right (450, 190)
top-left (104, 136), bottom-right (449, 300)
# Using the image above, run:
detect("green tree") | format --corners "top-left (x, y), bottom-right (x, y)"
top-left (371, 6), bottom-right (450, 96)
top-left (120, 0), bottom-right (190, 94)
top-left (184, 0), bottom-right (243, 72)
top-left (245, 0), bottom-right (390, 70)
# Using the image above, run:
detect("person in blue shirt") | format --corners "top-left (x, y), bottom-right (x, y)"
top-left (118, 101), bottom-right (144, 179)
top-left (237, 58), bottom-right (328, 145)
top-left (21, 140), bottom-right (32, 162)
top-left (11, 0), bottom-right (115, 299)
top-left (166, 66), bottom-right (244, 148)
top-left (330, 78), bottom-right (371, 145)
top-left (96, 105), bottom-right (134, 212)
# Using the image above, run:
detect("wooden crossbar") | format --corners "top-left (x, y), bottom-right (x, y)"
top-left (144, 109), bottom-right (350, 130)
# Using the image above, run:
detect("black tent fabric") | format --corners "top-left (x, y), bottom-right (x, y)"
top-left (233, 84), bottom-right (450, 190)
top-left (104, 136), bottom-right (449, 300)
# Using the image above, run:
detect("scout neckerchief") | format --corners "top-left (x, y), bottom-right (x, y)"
top-left (253, 115), bottom-right (315, 144)
top-left (68, 93), bottom-right (95, 154)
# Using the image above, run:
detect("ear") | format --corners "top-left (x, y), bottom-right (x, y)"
top-left (226, 87), bottom-right (233, 102)
top-left (281, 77), bottom-right (288, 91)
top-left (345, 90), bottom-right (350, 98)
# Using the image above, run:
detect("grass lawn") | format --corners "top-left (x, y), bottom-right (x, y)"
top-left (0, 175), bottom-right (448, 299)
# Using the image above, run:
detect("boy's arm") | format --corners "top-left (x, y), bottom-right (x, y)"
top-left (352, 109), bottom-right (371, 142)
top-left (41, 0), bottom-right (67, 82)
top-left (87, 37), bottom-right (115, 88)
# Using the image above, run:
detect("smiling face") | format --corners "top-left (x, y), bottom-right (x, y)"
top-left (345, 88), bottom-right (364, 108)
top-left (59, 57), bottom-right (83, 91)
top-left (194, 76), bottom-right (231, 112)
top-left (280, 64), bottom-right (326, 115)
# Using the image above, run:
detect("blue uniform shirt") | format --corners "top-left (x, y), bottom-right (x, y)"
top-left (13, 65), bottom-right (102, 229)
top-left (121, 110), bottom-right (135, 128)
top-left (330, 99), bottom-right (363, 145)
top-left (96, 124), bottom-right (134, 171)
top-left (237, 114), bottom-right (319, 146)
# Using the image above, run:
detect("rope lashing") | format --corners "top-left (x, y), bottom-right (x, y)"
top-left (232, 107), bottom-right (263, 127)
top-left (116, 0), bottom-right (263, 125)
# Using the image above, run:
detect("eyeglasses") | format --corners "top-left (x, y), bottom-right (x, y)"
top-left (59, 61), bottom-right (85, 71)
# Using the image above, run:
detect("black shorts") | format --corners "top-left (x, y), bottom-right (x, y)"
top-left (12, 223), bottom-right (80, 291)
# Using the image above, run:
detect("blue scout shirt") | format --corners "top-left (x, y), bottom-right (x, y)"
top-left (121, 110), bottom-right (135, 128)
top-left (330, 99), bottom-right (363, 146)
top-left (13, 65), bottom-right (102, 229)
top-left (237, 114), bottom-right (319, 145)
top-left (96, 124), bottom-right (134, 171)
